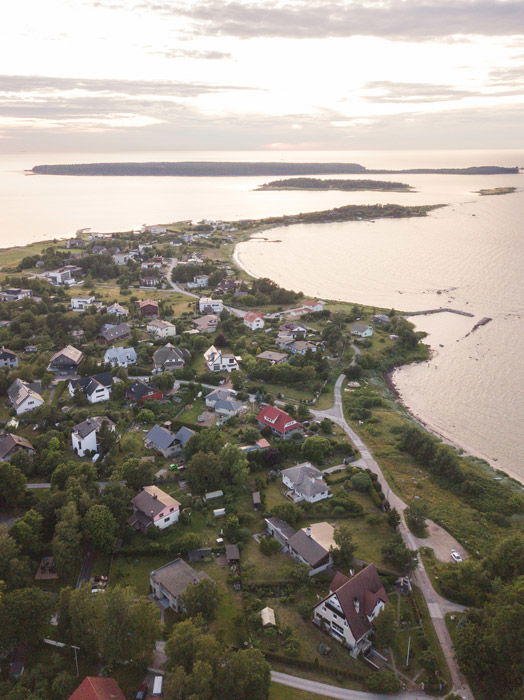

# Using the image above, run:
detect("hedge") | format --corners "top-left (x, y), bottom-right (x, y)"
top-left (264, 651), bottom-right (367, 681)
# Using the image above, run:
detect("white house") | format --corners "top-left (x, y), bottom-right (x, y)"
top-left (0, 348), bottom-right (19, 369)
top-left (71, 416), bottom-right (115, 457)
top-left (187, 275), bottom-right (209, 289)
top-left (203, 345), bottom-right (240, 373)
top-left (104, 346), bottom-right (137, 368)
top-left (243, 311), bottom-right (265, 331)
top-left (351, 323), bottom-right (374, 338)
top-left (149, 558), bottom-right (213, 613)
top-left (68, 372), bottom-right (114, 404)
top-left (312, 565), bottom-right (388, 657)
top-left (70, 296), bottom-right (95, 311)
top-left (8, 379), bottom-right (44, 415)
top-left (281, 463), bottom-right (332, 503)
top-left (205, 387), bottom-right (245, 417)
top-left (199, 297), bottom-right (223, 314)
top-left (141, 225), bottom-right (167, 235)
top-left (45, 266), bottom-right (82, 286)
top-left (106, 302), bottom-right (129, 317)
top-left (112, 252), bottom-right (137, 265)
top-left (146, 319), bottom-right (177, 338)
top-left (129, 485), bottom-right (180, 531)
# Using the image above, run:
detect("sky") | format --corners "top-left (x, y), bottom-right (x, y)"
top-left (1, 0), bottom-right (523, 152)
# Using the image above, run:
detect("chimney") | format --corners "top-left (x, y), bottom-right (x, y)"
top-left (152, 493), bottom-right (158, 499)
top-left (305, 527), bottom-right (312, 538)
top-left (354, 597), bottom-right (360, 614)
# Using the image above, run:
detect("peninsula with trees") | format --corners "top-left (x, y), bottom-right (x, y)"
top-left (256, 177), bottom-right (413, 192)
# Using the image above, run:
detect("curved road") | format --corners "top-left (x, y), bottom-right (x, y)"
top-left (312, 374), bottom-right (473, 700)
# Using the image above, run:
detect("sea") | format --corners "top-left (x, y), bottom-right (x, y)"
top-left (1, 149), bottom-right (523, 483)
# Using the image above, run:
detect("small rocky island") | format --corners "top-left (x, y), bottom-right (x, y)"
top-left (256, 177), bottom-right (413, 192)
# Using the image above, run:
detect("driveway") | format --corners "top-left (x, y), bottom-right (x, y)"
top-left (412, 520), bottom-right (469, 564)
top-left (311, 374), bottom-right (473, 700)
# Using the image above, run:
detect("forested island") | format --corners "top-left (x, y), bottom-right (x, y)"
top-left (476, 186), bottom-right (517, 196)
top-left (256, 177), bottom-right (413, 192)
top-left (31, 161), bottom-right (520, 176)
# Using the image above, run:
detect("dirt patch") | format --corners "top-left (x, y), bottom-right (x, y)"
top-left (413, 519), bottom-right (468, 563)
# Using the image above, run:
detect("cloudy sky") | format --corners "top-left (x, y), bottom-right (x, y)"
top-left (1, 0), bottom-right (523, 151)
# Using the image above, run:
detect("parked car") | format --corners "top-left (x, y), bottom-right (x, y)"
top-left (451, 550), bottom-right (463, 563)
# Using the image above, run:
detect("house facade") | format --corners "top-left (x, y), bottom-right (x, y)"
top-left (312, 565), bottom-right (388, 657)
top-left (70, 296), bottom-right (95, 311)
top-left (0, 433), bottom-right (35, 461)
top-left (198, 297), bottom-right (223, 314)
top-left (68, 372), bottom-right (113, 404)
top-left (129, 485), bottom-right (180, 531)
top-left (257, 405), bottom-right (302, 439)
top-left (152, 344), bottom-right (190, 372)
top-left (137, 299), bottom-right (159, 317)
top-left (147, 319), bottom-right (177, 338)
top-left (265, 517), bottom-right (332, 576)
top-left (281, 463), bottom-right (332, 503)
top-left (126, 380), bottom-right (163, 404)
top-left (71, 416), bottom-right (115, 457)
top-left (149, 558), bottom-right (213, 613)
top-left (203, 345), bottom-right (240, 373)
top-left (243, 312), bottom-right (265, 330)
top-left (0, 348), bottom-right (18, 368)
top-left (205, 387), bottom-right (245, 417)
top-left (48, 345), bottom-right (84, 372)
top-left (106, 302), bottom-right (129, 317)
top-left (144, 424), bottom-right (179, 458)
top-left (8, 379), bottom-right (44, 415)
top-left (351, 323), bottom-right (374, 338)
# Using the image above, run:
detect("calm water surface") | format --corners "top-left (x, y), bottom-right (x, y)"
top-left (1, 149), bottom-right (523, 482)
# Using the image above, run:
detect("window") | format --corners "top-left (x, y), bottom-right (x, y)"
top-left (331, 621), bottom-right (344, 634)
top-left (170, 507), bottom-right (174, 512)
top-left (164, 517), bottom-right (170, 522)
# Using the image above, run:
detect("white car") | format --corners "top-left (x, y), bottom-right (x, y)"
top-left (451, 550), bottom-right (463, 563)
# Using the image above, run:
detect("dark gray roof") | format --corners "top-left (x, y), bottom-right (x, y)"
top-left (225, 544), bottom-right (240, 561)
top-left (174, 426), bottom-right (196, 447)
top-left (146, 424), bottom-right (176, 451)
top-left (265, 517), bottom-right (297, 542)
top-left (288, 530), bottom-right (329, 567)
top-left (153, 344), bottom-right (190, 367)
top-left (150, 558), bottom-right (213, 598)
top-left (98, 322), bottom-right (131, 342)
top-left (70, 372), bottom-right (113, 395)
top-left (72, 416), bottom-right (114, 439)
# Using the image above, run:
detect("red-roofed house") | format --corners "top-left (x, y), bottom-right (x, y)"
top-left (312, 564), bottom-right (388, 657)
top-left (243, 311), bottom-right (265, 331)
top-left (136, 299), bottom-right (159, 317)
top-left (67, 676), bottom-right (126, 700)
top-left (257, 405), bottom-right (302, 439)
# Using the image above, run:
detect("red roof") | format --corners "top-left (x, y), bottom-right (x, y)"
top-left (257, 405), bottom-right (302, 434)
top-left (68, 677), bottom-right (126, 700)
top-left (244, 311), bottom-right (263, 323)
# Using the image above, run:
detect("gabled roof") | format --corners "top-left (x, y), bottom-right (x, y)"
top-left (150, 557), bottom-right (212, 599)
top-left (72, 416), bottom-right (115, 440)
top-left (70, 372), bottom-right (113, 393)
top-left (49, 345), bottom-right (83, 365)
top-left (323, 564), bottom-right (389, 642)
top-left (288, 529), bottom-right (329, 567)
top-left (7, 378), bottom-right (43, 408)
top-left (137, 298), bottom-right (159, 309)
top-left (174, 425), bottom-right (196, 447)
top-left (146, 424), bottom-right (176, 451)
top-left (126, 380), bottom-right (161, 401)
top-left (265, 516), bottom-right (297, 542)
top-left (104, 346), bottom-right (137, 362)
top-left (256, 351), bottom-right (288, 363)
top-left (106, 302), bottom-right (129, 315)
top-left (281, 462), bottom-right (329, 499)
top-left (132, 485), bottom-right (180, 519)
top-left (244, 311), bottom-right (264, 323)
top-left (153, 344), bottom-right (190, 367)
top-left (0, 433), bottom-right (35, 460)
top-left (98, 323), bottom-right (131, 342)
top-left (67, 676), bottom-right (126, 700)
top-left (0, 347), bottom-right (17, 360)
top-left (257, 405), bottom-right (302, 434)
top-left (147, 319), bottom-right (176, 330)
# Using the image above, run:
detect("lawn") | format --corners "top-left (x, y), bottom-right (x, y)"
top-left (270, 684), bottom-right (331, 700)
top-left (242, 537), bottom-right (299, 581)
top-left (108, 554), bottom-right (170, 595)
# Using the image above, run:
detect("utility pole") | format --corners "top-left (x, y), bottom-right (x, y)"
top-left (43, 639), bottom-right (81, 676)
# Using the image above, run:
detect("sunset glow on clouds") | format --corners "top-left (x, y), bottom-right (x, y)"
top-left (1, 0), bottom-right (523, 150)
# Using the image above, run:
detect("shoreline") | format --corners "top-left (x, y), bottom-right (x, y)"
top-left (233, 233), bottom-right (522, 487)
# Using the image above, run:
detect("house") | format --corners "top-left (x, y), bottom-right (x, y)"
top-left (205, 387), bottom-right (245, 417)
top-left (0, 433), bottom-right (35, 461)
top-left (265, 517), bottom-right (332, 576)
top-left (351, 323), bottom-right (374, 338)
top-left (199, 297), bottom-right (223, 314)
top-left (203, 345), bottom-right (240, 373)
top-left (186, 274), bottom-right (209, 289)
top-left (141, 224), bottom-right (167, 234)
top-left (136, 299), bottom-right (159, 317)
top-left (256, 350), bottom-right (288, 365)
top-left (0, 347), bottom-right (18, 368)
top-left (68, 372), bottom-right (114, 404)
top-left (144, 424), bottom-right (179, 458)
top-left (91, 244), bottom-right (109, 255)
top-left (172, 425), bottom-right (196, 452)
top-left (372, 313), bottom-right (390, 326)
top-left (104, 345), bottom-right (137, 368)
top-left (243, 311), bottom-right (265, 331)
top-left (257, 405), bottom-right (302, 439)
top-left (302, 299), bottom-right (326, 313)
top-left (106, 302), bottom-right (129, 317)
top-left (129, 485), bottom-right (180, 532)
top-left (147, 319), bottom-right (177, 338)
top-left (126, 380), bottom-right (163, 404)
top-left (45, 265), bottom-right (82, 286)
top-left (285, 340), bottom-right (317, 355)
top-left (141, 275), bottom-right (161, 288)
top-left (48, 345), bottom-right (84, 372)
top-left (112, 252), bottom-right (137, 265)
top-left (149, 558), bottom-right (213, 612)
top-left (96, 322), bottom-right (131, 345)
top-left (281, 463), bottom-right (331, 503)
top-left (70, 296), bottom-right (95, 311)
top-left (67, 676), bottom-right (126, 700)
top-left (192, 314), bottom-right (219, 333)
top-left (0, 288), bottom-right (32, 301)
top-left (8, 379), bottom-right (44, 415)
top-left (71, 416), bottom-right (115, 457)
top-left (152, 344), bottom-right (190, 372)
top-left (312, 564), bottom-right (388, 657)
top-left (261, 607), bottom-right (276, 628)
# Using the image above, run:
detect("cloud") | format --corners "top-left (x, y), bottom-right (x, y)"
top-left (125, 0), bottom-right (524, 40)
top-left (363, 81), bottom-right (476, 104)
top-left (151, 48), bottom-right (232, 60)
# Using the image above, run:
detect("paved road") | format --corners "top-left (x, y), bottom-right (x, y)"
top-left (271, 671), bottom-right (427, 700)
top-left (312, 374), bottom-right (473, 700)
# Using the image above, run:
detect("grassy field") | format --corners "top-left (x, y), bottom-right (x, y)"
top-left (270, 684), bottom-right (332, 700)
